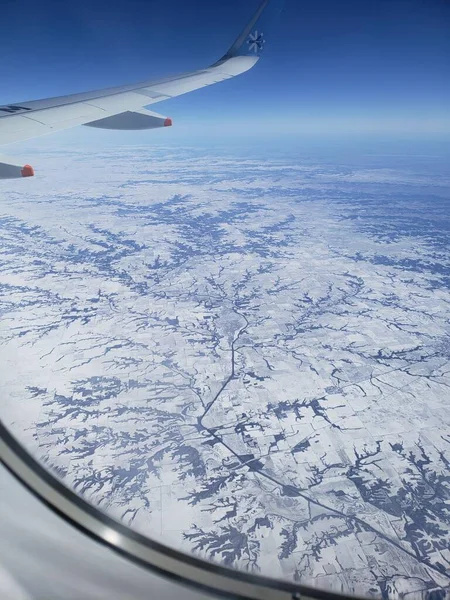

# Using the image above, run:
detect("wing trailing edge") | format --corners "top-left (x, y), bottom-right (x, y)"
top-left (84, 108), bottom-right (172, 130)
top-left (0, 158), bottom-right (34, 179)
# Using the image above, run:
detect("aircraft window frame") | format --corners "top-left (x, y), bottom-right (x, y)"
top-left (0, 421), bottom-right (365, 600)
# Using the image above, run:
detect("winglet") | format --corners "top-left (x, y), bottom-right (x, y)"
top-left (217, 0), bottom-right (284, 62)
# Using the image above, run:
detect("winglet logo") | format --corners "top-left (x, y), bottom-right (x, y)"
top-left (247, 31), bottom-right (266, 54)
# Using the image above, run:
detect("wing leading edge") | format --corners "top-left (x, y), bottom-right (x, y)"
top-left (0, 0), bottom-right (284, 177)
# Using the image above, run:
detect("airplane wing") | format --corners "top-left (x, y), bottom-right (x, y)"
top-left (0, 0), bottom-right (283, 178)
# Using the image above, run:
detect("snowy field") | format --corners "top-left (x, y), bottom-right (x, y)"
top-left (1, 144), bottom-right (449, 598)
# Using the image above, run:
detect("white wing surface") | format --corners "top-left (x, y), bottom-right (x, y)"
top-left (0, 0), bottom-right (283, 178)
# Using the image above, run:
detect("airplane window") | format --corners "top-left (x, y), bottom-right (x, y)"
top-left (1, 0), bottom-right (449, 599)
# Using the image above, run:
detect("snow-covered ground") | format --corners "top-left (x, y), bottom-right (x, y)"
top-left (1, 145), bottom-right (449, 598)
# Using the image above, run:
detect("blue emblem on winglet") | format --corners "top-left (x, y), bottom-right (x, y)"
top-left (247, 30), bottom-right (266, 54)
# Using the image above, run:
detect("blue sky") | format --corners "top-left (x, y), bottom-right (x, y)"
top-left (1, 0), bottom-right (449, 144)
